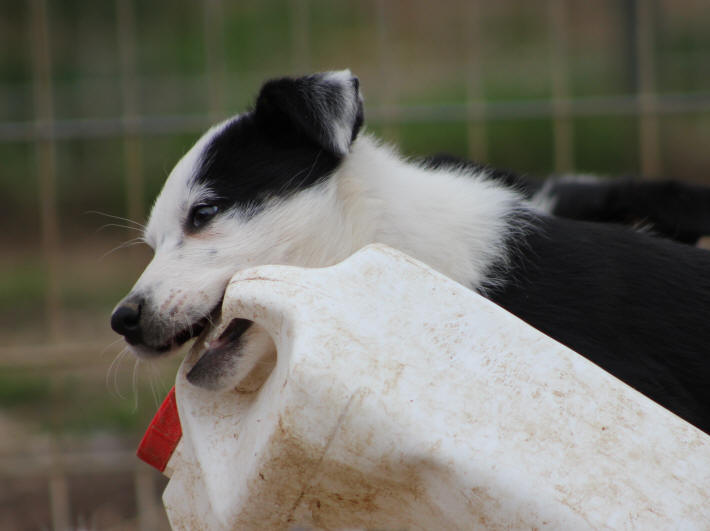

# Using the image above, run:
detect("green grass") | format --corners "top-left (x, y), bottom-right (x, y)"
top-left (0, 262), bottom-right (47, 310)
top-left (0, 251), bottom-right (147, 316)
top-left (49, 376), bottom-right (156, 434)
top-left (0, 362), bottom-right (179, 436)
top-left (396, 122), bottom-right (469, 160)
top-left (0, 370), bottom-right (52, 408)
top-left (574, 116), bottom-right (640, 175)
top-left (487, 119), bottom-right (554, 176)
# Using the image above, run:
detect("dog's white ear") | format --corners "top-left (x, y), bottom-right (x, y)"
top-left (255, 69), bottom-right (364, 157)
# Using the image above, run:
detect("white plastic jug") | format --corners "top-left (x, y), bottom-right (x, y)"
top-left (151, 244), bottom-right (710, 529)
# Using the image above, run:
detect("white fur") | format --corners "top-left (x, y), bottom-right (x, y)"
top-left (320, 69), bottom-right (362, 156)
top-left (336, 135), bottom-right (523, 288)
top-left (122, 128), bottom-right (525, 387)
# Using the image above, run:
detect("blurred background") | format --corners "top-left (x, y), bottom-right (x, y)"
top-left (1, 0), bottom-right (709, 528)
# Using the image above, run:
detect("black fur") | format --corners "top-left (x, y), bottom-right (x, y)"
top-left (489, 215), bottom-right (710, 432)
top-left (549, 178), bottom-right (710, 244)
top-left (194, 112), bottom-right (341, 216)
top-left (256, 73), bottom-right (363, 157)
top-left (194, 73), bottom-right (363, 215)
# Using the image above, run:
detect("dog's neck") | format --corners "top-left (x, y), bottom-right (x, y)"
top-left (330, 134), bottom-right (525, 291)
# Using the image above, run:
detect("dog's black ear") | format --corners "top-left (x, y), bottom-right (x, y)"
top-left (254, 69), bottom-right (364, 158)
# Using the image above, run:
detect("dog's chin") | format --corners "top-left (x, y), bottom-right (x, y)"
top-left (127, 342), bottom-right (181, 360)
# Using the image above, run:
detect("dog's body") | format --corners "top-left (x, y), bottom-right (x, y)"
top-left (112, 70), bottom-right (710, 434)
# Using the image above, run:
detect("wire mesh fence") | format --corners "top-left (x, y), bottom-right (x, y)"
top-left (1, 0), bottom-right (709, 528)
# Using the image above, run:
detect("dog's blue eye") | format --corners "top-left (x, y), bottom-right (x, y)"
top-left (190, 204), bottom-right (219, 230)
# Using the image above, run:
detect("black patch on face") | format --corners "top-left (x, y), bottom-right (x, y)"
top-left (193, 72), bottom-right (364, 215)
top-left (194, 113), bottom-right (341, 213)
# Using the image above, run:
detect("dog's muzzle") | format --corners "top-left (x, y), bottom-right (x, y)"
top-left (111, 293), bottom-right (217, 356)
top-left (111, 295), bottom-right (145, 345)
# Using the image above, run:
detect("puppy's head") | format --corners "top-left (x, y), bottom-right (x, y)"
top-left (110, 70), bottom-right (364, 358)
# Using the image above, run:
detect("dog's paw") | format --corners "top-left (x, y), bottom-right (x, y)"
top-left (187, 320), bottom-right (276, 392)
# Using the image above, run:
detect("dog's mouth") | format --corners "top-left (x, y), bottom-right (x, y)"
top-left (127, 293), bottom-right (255, 368)
top-left (129, 301), bottom-right (224, 357)
top-left (151, 316), bottom-right (212, 353)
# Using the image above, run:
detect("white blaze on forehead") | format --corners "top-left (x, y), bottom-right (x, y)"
top-left (144, 116), bottom-right (242, 250)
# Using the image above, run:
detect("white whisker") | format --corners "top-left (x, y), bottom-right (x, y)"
top-left (132, 358), bottom-right (141, 412)
top-left (147, 362), bottom-right (160, 408)
top-left (106, 345), bottom-right (130, 400)
top-left (99, 237), bottom-right (146, 261)
top-left (85, 210), bottom-right (145, 229)
top-left (95, 222), bottom-right (145, 234)
top-left (100, 337), bottom-right (126, 358)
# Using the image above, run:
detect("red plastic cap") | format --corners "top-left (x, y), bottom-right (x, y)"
top-left (137, 386), bottom-right (182, 472)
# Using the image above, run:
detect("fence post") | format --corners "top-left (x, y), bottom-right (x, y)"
top-left (290, 0), bottom-right (311, 74)
top-left (375, 0), bottom-right (399, 143)
top-left (463, 0), bottom-right (488, 163)
top-left (204, 0), bottom-right (226, 123)
top-left (549, 0), bottom-right (574, 173)
top-left (135, 466), bottom-right (161, 531)
top-left (29, 0), bottom-right (62, 342)
top-left (49, 440), bottom-right (71, 531)
top-left (636, 0), bottom-right (661, 178)
top-left (116, 0), bottom-right (145, 228)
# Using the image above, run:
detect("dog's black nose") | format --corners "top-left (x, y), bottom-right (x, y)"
top-left (111, 298), bottom-right (143, 344)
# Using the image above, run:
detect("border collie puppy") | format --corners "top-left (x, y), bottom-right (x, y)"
top-left (425, 153), bottom-right (710, 245)
top-left (111, 70), bottom-right (710, 434)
